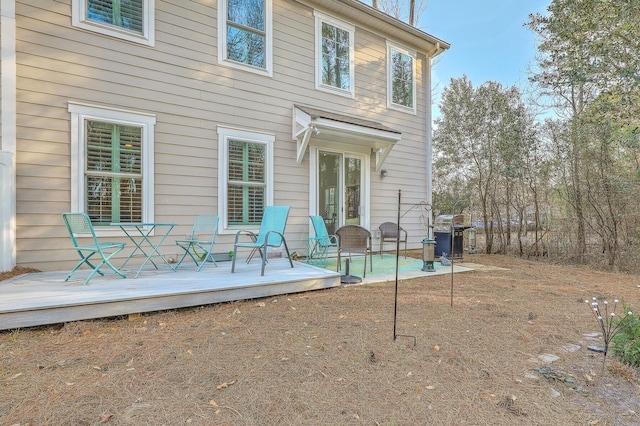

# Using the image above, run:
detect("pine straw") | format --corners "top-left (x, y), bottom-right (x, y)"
top-left (2, 254), bottom-right (639, 425)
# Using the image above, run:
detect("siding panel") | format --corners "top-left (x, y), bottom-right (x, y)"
top-left (13, 0), bottom-right (442, 271)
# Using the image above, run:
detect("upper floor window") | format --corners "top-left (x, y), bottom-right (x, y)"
top-left (72, 0), bottom-right (155, 46)
top-left (315, 11), bottom-right (355, 98)
top-left (218, 127), bottom-right (274, 233)
top-left (69, 102), bottom-right (156, 231)
top-left (387, 42), bottom-right (416, 113)
top-left (218, 0), bottom-right (273, 77)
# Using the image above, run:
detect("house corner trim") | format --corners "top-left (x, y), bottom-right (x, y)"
top-left (0, 0), bottom-right (17, 272)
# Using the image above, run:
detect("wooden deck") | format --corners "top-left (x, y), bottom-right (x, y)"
top-left (0, 257), bottom-right (474, 331)
top-left (0, 259), bottom-right (342, 331)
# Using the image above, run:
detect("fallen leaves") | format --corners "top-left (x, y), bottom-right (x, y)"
top-left (217, 380), bottom-right (236, 390)
top-left (4, 372), bottom-right (23, 385)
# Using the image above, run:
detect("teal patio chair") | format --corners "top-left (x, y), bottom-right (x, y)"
top-left (307, 215), bottom-right (338, 266)
top-left (62, 212), bottom-right (127, 285)
top-left (231, 206), bottom-right (294, 276)
top-left (175, 215), bottom-right (219, 271)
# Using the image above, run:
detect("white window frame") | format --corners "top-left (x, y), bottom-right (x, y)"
top-left (308, 146), bottom-right (370, 231)
top-left (314, 11), bottom-right (355, 98)
top-left (72, 0), bottom-right (155, 46)
top-left (218, 0), bottom-right (273, 77)
top-left (217, 126), bottom-right (275, 234)
top-left (387, 41), bottom-right (417, 114)
top-left (69, 102), bottom-right (156, 236)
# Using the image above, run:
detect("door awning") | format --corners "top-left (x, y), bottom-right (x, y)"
top-left (292, 105), bottom-right (401, 172)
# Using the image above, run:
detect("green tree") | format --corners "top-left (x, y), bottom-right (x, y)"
top-left (528, 0), bottom-right (640, 267)
top-left (434, 77), bottom-right (535, 254)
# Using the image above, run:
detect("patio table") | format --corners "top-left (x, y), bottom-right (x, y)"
top-left (112, 222), bottom-right (177, 278)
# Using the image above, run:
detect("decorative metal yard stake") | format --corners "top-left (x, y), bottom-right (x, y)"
top-left (448, 199), bottom-right (468, 307)
top-left (393, 190), bottom-right (416, 346)
top-left (450, 221), bottom-right (454, 307)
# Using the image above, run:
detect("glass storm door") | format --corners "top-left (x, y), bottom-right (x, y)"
top-left (318, 151), bottom-right (362, 234)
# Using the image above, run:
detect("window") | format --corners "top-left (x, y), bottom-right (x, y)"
top-left (387, 42), bottom-right (416, 113)
top-left (85, 121), bottom-right (142, 225)
top-left (218, 127), bottom-right (274, 233)
top-left (69, 102), bottom-right (155, 230)
top-left (315, 11), bottom-right (355, 97)
top-left (72, 0), bottom-right (155, 46)
top-left (218, 0), bottom-right (273, 76)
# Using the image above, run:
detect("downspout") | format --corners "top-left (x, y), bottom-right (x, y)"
top-left (425, 43), bottom-right (440, 236)
top-left (0, 0), bottom-right (17, 272)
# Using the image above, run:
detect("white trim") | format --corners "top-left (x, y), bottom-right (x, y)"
top-left (68, 102), bottom-right (156, 237)
top-left (217, 126), bottom-right (275, 235)
top-left (386, 40), bottom-right (417, 114)
top-left (72, 0), bottom-right (155, 47)
top-left (314, 10), bottom-right (355, 98)
top-left (218, 0), bottom-right (273, 77)
top-left (308, 147), bottom-right (370, 230)
top-left (0, 0), bottom-right (17, 272)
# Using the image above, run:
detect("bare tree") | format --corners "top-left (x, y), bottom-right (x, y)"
top-left (365, 0), bottom-right (427, 28)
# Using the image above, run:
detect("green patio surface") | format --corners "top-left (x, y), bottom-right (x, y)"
top-left (321, 254), bottom-right (445, 276)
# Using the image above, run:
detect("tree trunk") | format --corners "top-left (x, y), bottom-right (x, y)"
top-left (409, 0), bottom-right (415, 26)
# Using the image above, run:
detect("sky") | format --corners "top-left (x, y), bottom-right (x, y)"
top-left (419, 0), bottom-right (552, 116)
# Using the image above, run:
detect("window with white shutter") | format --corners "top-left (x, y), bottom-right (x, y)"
top-left (69, 102), bottom-right (156, 232)
top-left (218, 127), bottom-right (274, 233)
top-left (85, 121), bottom-right (143, 225)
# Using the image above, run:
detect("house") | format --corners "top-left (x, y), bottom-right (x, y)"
top-left (0, 0), bottom-right (449, 273)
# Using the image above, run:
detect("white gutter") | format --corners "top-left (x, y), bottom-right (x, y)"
top-left (298, 0), bottom-right (450, 54)
top-left (0, 0), bottom-right (17, 272)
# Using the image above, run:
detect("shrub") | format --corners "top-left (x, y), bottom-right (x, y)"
top-left (611, 307), bottom-right (640, 371)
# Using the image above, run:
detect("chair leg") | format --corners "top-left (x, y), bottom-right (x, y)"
top-left (175, 244), bottom-right (197, 270)
top-left (318, 244), bottom-right (328, 266)
top-left (363, 253), bottom-right (366, 277)
top-left (260, 243), bottom-right (267, 276)
top-left (231, 247), bottom-right (237, 272)
top-left (198, 251), bottom-right (217, 272)
top-left (83, 261), bottom-right (106, 285)
top-left (102, 256), bottom-right (126, 279)
top-left (66, 252), bottom-right (105, 283)
top-left (281, 239), bottom-right (294, 268)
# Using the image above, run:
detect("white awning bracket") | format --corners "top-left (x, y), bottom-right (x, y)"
top-left (292, 105), bottom-right (401, 170)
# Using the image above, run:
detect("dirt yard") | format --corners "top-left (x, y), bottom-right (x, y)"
top-left (1, 254), bottom-right (639, 425)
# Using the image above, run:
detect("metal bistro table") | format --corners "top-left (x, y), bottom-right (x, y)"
top-left (112, 222), bottom-right (177, 278)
